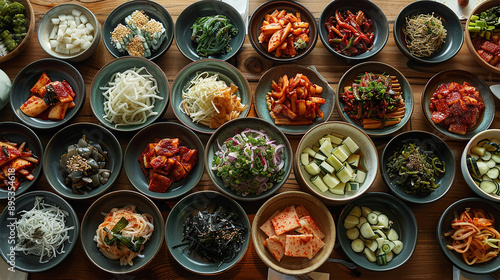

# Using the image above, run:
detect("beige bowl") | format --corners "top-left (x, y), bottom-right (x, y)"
top-left (294, 121), bottom-right (378, 206)
top-left (38, 3), bottom-right (101, 62)
top-left (252, 191), bottom-right (335, 276)
top-left (0, 0), bottom-right (35, 63)
top-left (465, 0), bottom-right (500, 74)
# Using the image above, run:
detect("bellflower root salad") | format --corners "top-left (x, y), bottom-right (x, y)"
top-left (386, 142), bottom-right (445, 195)
top-left (403, 13), bottom-right (447, 58)
top-left (190, 15), bottom-right (238, 57)
top-left (212, 128), bottom-right (286, 196)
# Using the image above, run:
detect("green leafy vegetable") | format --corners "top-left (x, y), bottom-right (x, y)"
top-left (190, 15), bottom-right (238, 57)
top-left (103, 217), bottom-right (146, 253)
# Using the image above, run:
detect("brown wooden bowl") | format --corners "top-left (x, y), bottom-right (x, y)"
top-left (251, 191), bottom-right (335, 276)
top-left (0, 0), bottom-right (34, 63)
top-left (465, 0), bottom-right (500, 74)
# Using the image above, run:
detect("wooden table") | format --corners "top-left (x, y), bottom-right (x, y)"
top-left (1, 0), bottom-right (499, 279)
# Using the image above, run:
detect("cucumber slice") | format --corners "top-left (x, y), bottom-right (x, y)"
top-left (349, 206), bottom-right (362, 218)
top-left (304, 162), bottom-right (321, 175)
top-left (373, 229), bottom-right (387, 240)
top-left (338, 144), bottom-right (352, 158)
top-left (326, 134), bottom-right (343, 145)
top-left (483, 142), bottom-right (500, 152)
top-left (360, 222), bottom-right (376, 239)
top-left (356, 216), bottom-right (367, 229)
top-left (367, 212), bottom-right (378, 225)
top-left (346, 227), bottom-right (360, 240)
top-left (351, 239), bottom-right (365, 253)
top-left (319, 161), bottom-right (335, 174)
top-left (486, 167), bottom-right (500, 180)
top-left (344, 215), bottom-right (360, 229)
top-left (477, 138), bottom-right (490, 147)
top-left (326, 154), bottom-right (343, 170)
top-left (377, 214), bottom-right (390, 229)
top-left (392, 240), bottom-right (404, 254)
top-left (361, 206), bottom-right (372, 217)
top-left (319, 139), bottom-right (334, 156)
top-left (300, 153), bottom-right (310, 166)
top-left (386, 251), bottom-right (394, 263)
top-left (365, 239), bottom-right (378, 252)
top-left (482, 151), bottom-right (492, 161)
top-left (336, 166), bottom-right (353, 183)
top-left (477, 161), bottom-right (489, 176)
top-left (486, 159), bottom-right (497, 168)
top-left (376, 253), bottom-right (387, 265)
top-left (364, 247), bottom-right (377, 263)
top-left (355, 170), bottom-right (366, 184)
top-left (303, 146), bottom-right (316, 157)
top-left (348, 182), bottom-right (360, 191)
top-left (311, 175), bottom-right (328, 192)
top-left (329, 181), bottom-right (346, 195)
top-left (493, 153), bottom-right (500, 164)
top-left (471, 145), bottom-right (486, 157)
top-left (480, 180), bottom-right (498, 194)
top-left (323, 173), bottom-right (340, 189)
top-left (347, 153), bottom-right (361, 168)
top-left (343, 136), bottom-right (360, 153)
top-left (313, 152), bottom-right (327, 162)
top-left (332, 146), bottom-right (349, 162)
top-left (387, 228), bottom-right (399, 241)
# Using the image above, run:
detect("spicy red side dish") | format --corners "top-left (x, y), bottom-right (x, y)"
top-left (429, 82), bottom-right (485, 135)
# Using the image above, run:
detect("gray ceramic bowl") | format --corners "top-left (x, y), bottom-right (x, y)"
top-left (254, 64), bottom-right (335, 135)
top-left (248, 0), bottom-right (318, 63)
top-left (38, 3), bottom-right (101, 62)
top-left (0, 190), bottom-right (79, 273)
top-left (394, 0), bottom-right (463, 64)
top-left (381, 131), bottom-right (455, 204)
top-left (102, 0), bottom-right (174, 60)
top-left (461, 129), bottom-right (500, 203)
top-left (319, 0), bottom-right (388, 63)
top-left (205, 117), bottom-right (292, 201)
top-left (90, 56), bottom-right (169, 132)
top-left (421, 70), bottom-right (495, 141)
top-left (437, 197), bottom-right (500, 274)
top-left (338, 192), bottom-right (418, 271)
top-left (0, 122), bottom-right (43, 199)
top-left (124, 122), bottom-right (204, 200)
top-left (43, 123), bottom-right (122, 200)
top-left (175, 0), bottom-right (245, 61)
top-left (10, 58), bottom-right (85, 130)
top-left (171, 59), bottom-right (252, 134)
top-left (165, 190), bottom-right (250, 274)
top-left (336, 61), bottom-right (413, 137)
top-left (80, 190), bottom-right (164, 274)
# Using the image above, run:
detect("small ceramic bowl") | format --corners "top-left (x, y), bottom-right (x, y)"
top-left (294, 121), bottom-right (378, 206)
top-left (0, 122), bottom-right (43, 199)
top-left (0, 0), bottom-right (35, 63)
top-left (421, 70), bottom-right (495, 141)
top-left (38, 3), bottom-right (101, 62)
top-left (254, 64), bottom-right (335, 135)
top-left (124, 122), bottom-right (205, 200)
top-left (90, 56), bottom-right (169, 132)
top-left (248, 0), bottom-right (318, 63)
top-left (171, 59), bottom-right (252, 134)
top-left (205, 117), bottom-right (292, 201)
top-left (336, 61), bottom-right (413, 137)
top-left (381, 131), bottom-right (456, 204)
top-left (465, 0), bottom-right (500, 74)
top-left (461, 129), bottom-right (500, 203)
top-left (393, 0), bottom-right (463, 64)
top-left (338, 192), bottom-right (418, 271)
top-left (43, 123), bottom-right (122, 200)
top-left (0, 69), bottom-right (11, 111)
top-left (252, 191), bottom-right (335, 276)
top-left (0, 190), bottom-right (79, 273)
top-left (81, 190), bottom-right (164, 274)
top-left (175, 0), bottom-right (245, 61)
top-left (165, 190), bottom-right (251, 274)
top-left (437, 197), bottom-right (500, 274)
top-left (10, 58), bottom-right (85, 130)
top-left (102, 0), bottom-right (174, 60)
top-left (319, 0), bottom-right (388, 63)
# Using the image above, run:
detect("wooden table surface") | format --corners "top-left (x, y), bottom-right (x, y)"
top-left (1, 0), bottom-right (500, 279)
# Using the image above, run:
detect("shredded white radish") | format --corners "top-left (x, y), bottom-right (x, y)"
top-left (101, 67), bottom-right (163, 127)
top-left (15, 196), bottom-right (74, 263)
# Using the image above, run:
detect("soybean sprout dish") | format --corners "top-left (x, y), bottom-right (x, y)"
top-left (403, 13), bottom-right (447, 58)
top-left (212, 128), bottom-right (286, 196)
top-left (15, 196), bottom-right (74, 263)
top-left (101, 66), bottom-right (163, 127)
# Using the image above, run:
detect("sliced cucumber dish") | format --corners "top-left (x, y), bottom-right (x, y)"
top-left (466, 138), bottom-right (500, 197)
top-left (343, 205), bottom-right (404, 266)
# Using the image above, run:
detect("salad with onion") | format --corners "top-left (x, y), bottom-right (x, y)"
top-left (212, 128), bottom-right (286, 196)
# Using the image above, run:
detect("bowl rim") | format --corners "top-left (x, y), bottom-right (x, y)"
top-left (80, 189), bottom-right (165, 274)
top-left (0, 121), bottom-right (44, 199)
top-left (174, 0), bottom-right (245, 62)
top-left (247, 0), bottom-right (318, 63)
top-left (37, 3), bottom-right (101, 61)
top-left (165, 190), bottom-right (251, 275)
top-left (0, 190), bottom-right (80, 273)
top-left (461, 129), bottom-right (500, 202)
top-left (170, 58), bottom-right (252, 134)
top-left (9, 58), bottom-right (86, 130)
top-left (335, 61), bottom-right (414, 137)
top-left (393, 0), bottom-right (463, 64)
top-left (436, 197), bottom-right (500, 274)
top-left (295, 121), bottom-right (378, 202)
top-left (89, 56), bottom-right (169, 132)
top-left (251, 190), bottom-right (335, 276)
top-left (338, 191), bottom-right (418, 271)
top-left (102, 0), bottom-right (174, 60)
top-left (420, 69), bottom-right (495, 141)
top-left (123, 121), bottom-right (205, 200)
top-left (380, 130), bottom-right (456, 204)
top-left (0, 0), bottom-right (34, 63)
top-left (318, 0), bottom-right (389, 62)
top-left (43, 122), bottom-right (123, 200)
top-left (204, 117), bottom-right (293, 201)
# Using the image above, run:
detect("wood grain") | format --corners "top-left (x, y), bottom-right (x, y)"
top-left (1, 0), bottom-right (499, 279)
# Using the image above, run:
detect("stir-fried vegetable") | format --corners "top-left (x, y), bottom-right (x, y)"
top-left (386, 142), bottom-right (445, 195)
top-left (403, 13), bottom-right (447, 58)
top-left (190, 15), bottom-right (238, 57)
top-left (212, 128), bottom-right (286, 196)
